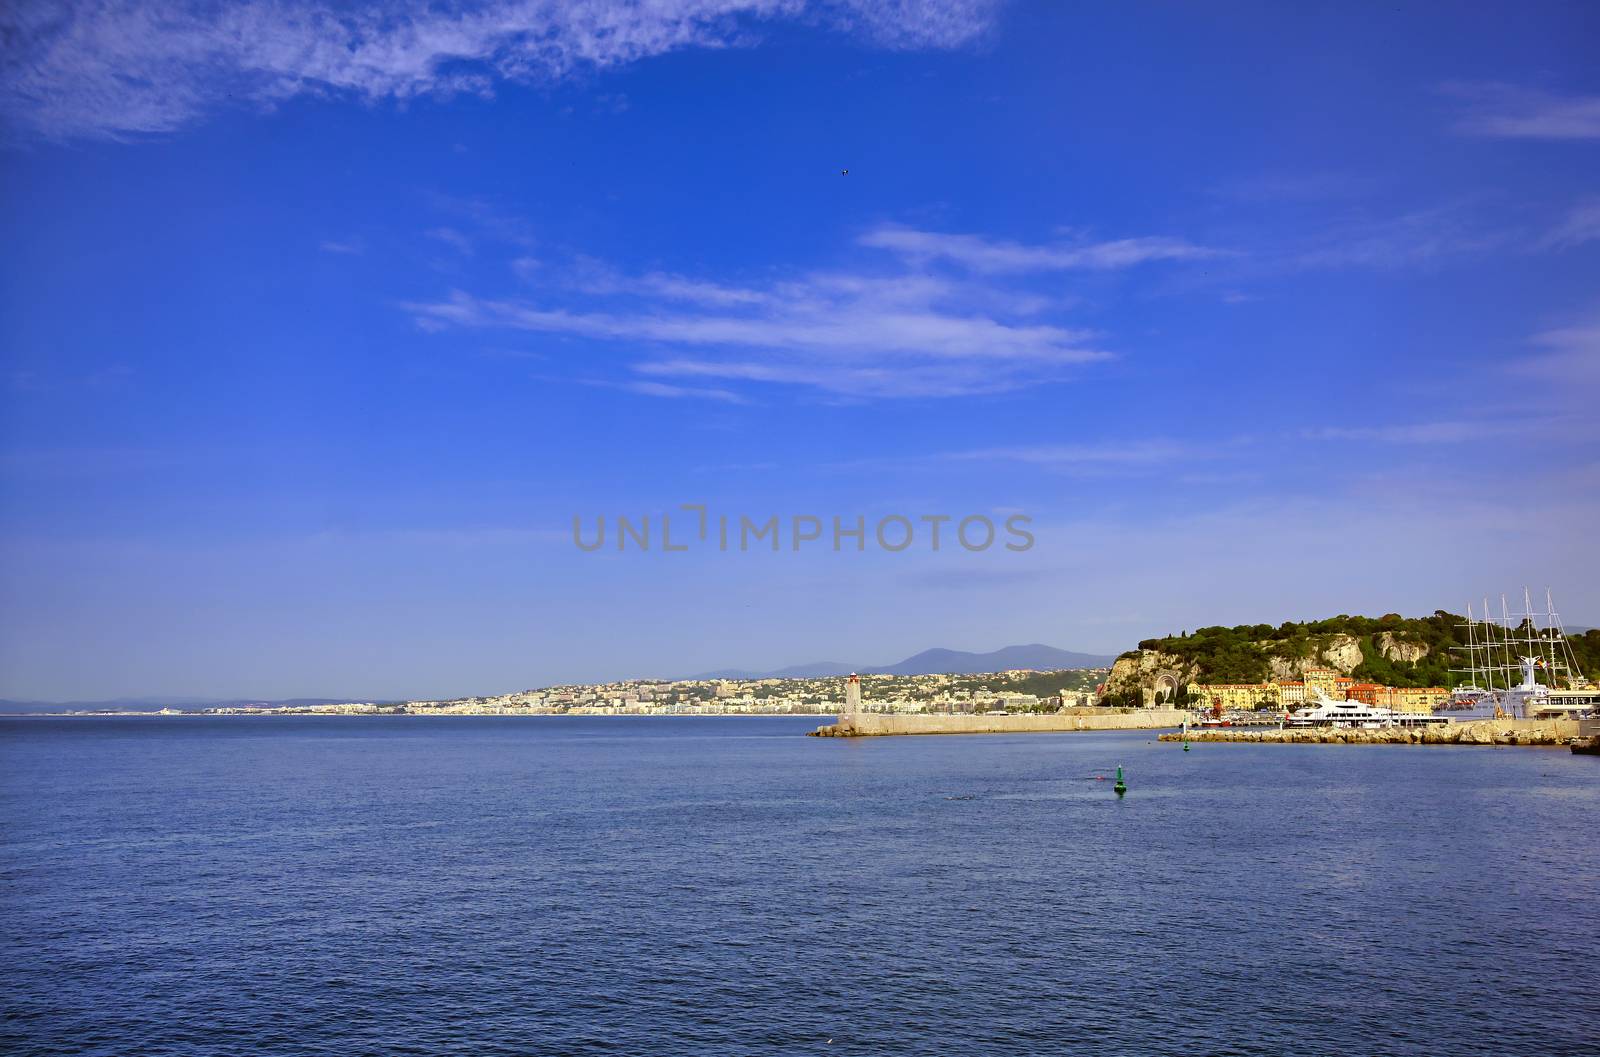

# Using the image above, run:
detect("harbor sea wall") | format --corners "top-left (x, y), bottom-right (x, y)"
top-left (810, 709), bottom-right (1189, 738)
top-left (1158, 717), bottom-right (1584, 748)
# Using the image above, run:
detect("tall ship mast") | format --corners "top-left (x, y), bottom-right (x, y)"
top-left (1448, 587), bottom-right (1593, 719)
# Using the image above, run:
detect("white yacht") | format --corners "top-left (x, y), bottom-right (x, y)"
top-left (1286, 690), bottom-right (1448, 729)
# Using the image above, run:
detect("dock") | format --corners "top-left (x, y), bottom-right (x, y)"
top-left (1159, 717), bottom-right (1585, 747)
top-left (809, 708), bottom-right (1189, 738)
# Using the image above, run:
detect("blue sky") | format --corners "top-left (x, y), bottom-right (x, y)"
top-left (2, 1), bottom-right (1597, 700)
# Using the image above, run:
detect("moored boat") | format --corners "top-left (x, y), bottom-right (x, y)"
top-left (1287, 690), bottom-right (1450, 730)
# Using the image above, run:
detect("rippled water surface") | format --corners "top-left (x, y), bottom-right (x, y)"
top-left (3, 716), bottom-right (1597, 1055)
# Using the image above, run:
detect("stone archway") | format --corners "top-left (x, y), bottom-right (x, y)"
top-left (1147, 669), bottom-right (1183, 708)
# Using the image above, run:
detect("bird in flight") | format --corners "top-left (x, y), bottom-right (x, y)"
top-left (840, 169), bottom-right (848, 175)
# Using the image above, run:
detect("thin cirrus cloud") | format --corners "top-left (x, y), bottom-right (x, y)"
top-left (1300, 413), bottom-right (1597, 445)
top-left (0, 0), bottom-right (1004, 140)
top-left (1301, 422), bottom-right (1504, 444)
top-left (1443, 82), bottom-right (1600, 141)
top-left (577, 377), bottom-right (749, 405)
top-left (1286, 203), bottom-right (1514, 271)
top-left (937, 441), bottom-right (1196, 467)
top-left (1540, 198), bottom-right (1600, 251)
top-left (405, 222), bottom-right (1236, 399)
top-left (1515, 319), bottom-right (1600, 385)
top-left (407, 278), bottom-right (1111, 399)
top-left (859, 225), bottom-right (1227, 273)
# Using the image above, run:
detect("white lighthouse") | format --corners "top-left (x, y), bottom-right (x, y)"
top-left (844, 673), bottom-right (861, 715)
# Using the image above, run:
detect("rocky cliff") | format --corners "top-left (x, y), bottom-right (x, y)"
top-left (1104, 611), bottom-right (1600, 705)
top-left (1104, 630), bottom-right (1435, 703)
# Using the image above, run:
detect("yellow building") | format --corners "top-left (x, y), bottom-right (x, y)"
top-left (1303, 668), bottom-right (1339, 697)
top-left (1188, 682), bottom-right (1281, 710)
top-left (1275, 680), bottom-right (1307, 706)
top-left (1374, 686), bottom-right (1448, 713)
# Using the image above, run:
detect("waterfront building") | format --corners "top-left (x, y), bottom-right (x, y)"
top-left (1375, 686), bottom-right (1448, 713)
top-left (1276, 680), bottom-right (1307, 706)
top-left (1303, 668), bottom-right (1339, 697)
top-left (1346, 683), bottom-right (1381, 705)
top-left (1189, 678), bottom-right (1451, 713)
top-left (1187, 682), bottom-right (1282, 710)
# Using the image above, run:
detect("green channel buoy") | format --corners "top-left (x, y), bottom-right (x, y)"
top-left (1183, 740), bottom-right (1190, 751)
top-left (1113, 765), bottom-right (1127, 797)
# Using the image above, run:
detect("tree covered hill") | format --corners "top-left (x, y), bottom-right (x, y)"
top-left (1121, 611), bottom-right (1600, 691)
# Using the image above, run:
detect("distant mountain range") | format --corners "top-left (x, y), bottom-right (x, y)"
top-left (684, 643), bottom-right (1116, 681)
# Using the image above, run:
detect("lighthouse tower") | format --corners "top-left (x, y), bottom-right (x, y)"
top-left (845, 673), bottom-right (862, 716)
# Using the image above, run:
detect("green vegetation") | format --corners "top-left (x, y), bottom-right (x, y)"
top-left (1125, 611), bottom-right (1600, 689)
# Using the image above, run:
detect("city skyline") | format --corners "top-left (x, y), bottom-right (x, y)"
top-left (3, 1), bottom-right (1598, 700)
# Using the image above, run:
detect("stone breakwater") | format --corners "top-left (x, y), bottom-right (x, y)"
top-left (1159, 718), bottom-right (1583, 748)
top-left (811, 709), bottom-right (1190, 738)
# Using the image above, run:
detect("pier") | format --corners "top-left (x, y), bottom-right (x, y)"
top-left (1159, 717), bottom-right (1585, 748)
top-left (810, 708), bottom-right (1189, 737)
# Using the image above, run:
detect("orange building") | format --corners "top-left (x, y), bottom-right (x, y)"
top-left (1345, 683), bottom-right (1381, 705)
top-left (1374, 686), bottom-right (1448, 713)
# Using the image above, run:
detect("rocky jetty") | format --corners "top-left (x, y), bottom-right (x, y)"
top-left (1159, 720), bottom-right (1577, 748)
top-left (811, 710), bottom-right (1189, 738)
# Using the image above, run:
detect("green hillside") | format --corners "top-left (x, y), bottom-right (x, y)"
top-left (1125, 612), bottom-right (1600, 689)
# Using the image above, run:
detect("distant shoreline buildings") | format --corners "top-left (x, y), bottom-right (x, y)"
top-left (164, 668), bottom-right (1113, 719)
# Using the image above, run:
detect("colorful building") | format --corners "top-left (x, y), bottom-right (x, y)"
top-left (1346, 683), bottom-right (1381, 705)
top-left (1276, 680), bottom-right (1306, 705)
top-left (1186, 676), bottom-right (1449, 713)
top-left (1303, 667), bottom-right (1340, 697)
top-left (1375, 686), bottom-right (1448, 713)
top-left (1187, 682), bottom-right (1282, 710)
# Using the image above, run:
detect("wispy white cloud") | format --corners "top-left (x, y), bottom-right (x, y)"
top-left (937, 440), bottom-right (1196, 467)
top-left (429, 194), bottom-right (538, 249)
top-left (1301, 422), bottom-right (1508, 445)
top-left (0, 0), bottom-right (1004, 140)
top-left (1443, 82), bottom-right (1600, 141)
top-left (584, 377), bottom-right (749, 404)
top-left (1289, 204), bottom-right (1512, 271)
top-left (1540, 198), bottom-right (1600, 250)
top-left (808, 437), bottom-right (1207, 476)
top-left (426, 226), bottom-right (475, 255)
top-left (319, 238), bottom-right (363, 255)
top-left (566, 262), bottom-right (779, 307)
top-left (632, 357), bottom-right (1035, 399)
top-left (621, 379), bottom-right (746, 403)
top-left (859, 225), bottom-right (1226, 273)
top-left (405, 220), bottom-right (1139, 401)
top-left (410, 266), bottom-right (1111, 398)
top-left (1302, 398), bottom-right (1598, 447)
top-left (1515, 318), bottom-right (1600, 386)
top-left (411, 288), bottom-right (1101, 362)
